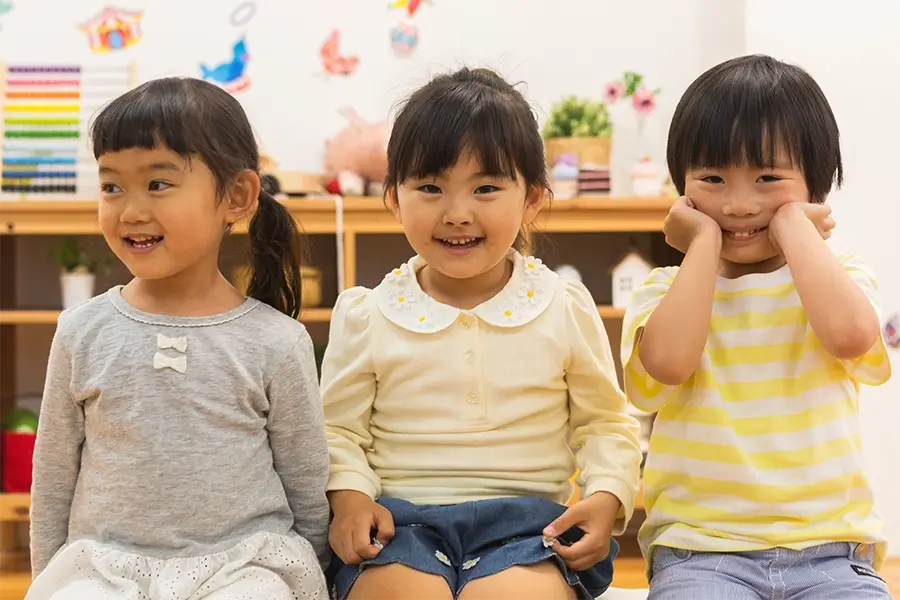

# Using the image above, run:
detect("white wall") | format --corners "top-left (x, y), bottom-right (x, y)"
top-left (744, 0), bottom-right (900, 552)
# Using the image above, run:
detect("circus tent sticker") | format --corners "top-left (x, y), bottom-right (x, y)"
top-left (80, 6), bottom-right (144, 53)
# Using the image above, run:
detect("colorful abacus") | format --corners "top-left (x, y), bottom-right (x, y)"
top-left (1, 63), bottom-right (135, 200)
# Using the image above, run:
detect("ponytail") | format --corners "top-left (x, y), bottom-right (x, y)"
top-left (246, 190), bottom-right (304, 319)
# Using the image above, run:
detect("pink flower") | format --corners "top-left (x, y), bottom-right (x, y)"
top-left (632, 89), bottom-right (656, 115)
top-left (604, 82), bottom-right (625, 104)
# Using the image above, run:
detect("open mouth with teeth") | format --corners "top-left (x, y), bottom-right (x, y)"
top-left (124, 235), bottom-right (164, 249)
top-left (436, 236), bottom-right (483, 249)
top-left (724, 226), bottom-right (767, 240)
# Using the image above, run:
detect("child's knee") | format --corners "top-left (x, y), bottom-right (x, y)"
top-left (458, 561), bottom-right (577, 600)
top-left (346, 564), bottom-right (453, 600)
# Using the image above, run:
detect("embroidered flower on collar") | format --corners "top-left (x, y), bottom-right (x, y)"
top-left (373, 252), bottom-right (559, 333)
top-left (384, 264), bottom-right (410, 284)
top-left (524, 257), bottom-right (547, 276)
top-left (389, 292), bottom-right (415, 310)
top-left (517, 284), bottom-right (543, 306)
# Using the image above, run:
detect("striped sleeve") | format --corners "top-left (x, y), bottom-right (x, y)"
top-left (838, 255), bottom-right (892, 386)
top-left (620, 267), bottom-right (680, 413)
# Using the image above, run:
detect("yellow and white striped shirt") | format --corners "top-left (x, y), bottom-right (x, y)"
top-left (622, 255), bottom-right (892, 571)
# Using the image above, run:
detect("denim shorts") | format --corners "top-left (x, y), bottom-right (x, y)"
top-left (328, 496), bottom-right (618, 600)
top-left (648, 542), bottom-right (892, 599)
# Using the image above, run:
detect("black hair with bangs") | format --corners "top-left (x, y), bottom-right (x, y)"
top-left (667, 54), bottom-right (842, 203)
top-left (90, 77), bottom-right (306, 319)
top-left (385, 67), bottom-right (550, 249)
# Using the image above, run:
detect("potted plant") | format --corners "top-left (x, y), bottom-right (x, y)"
top-left (49, 237), bottom-right (107, 309)
top-left (542, 96), bottom-right (613, 170)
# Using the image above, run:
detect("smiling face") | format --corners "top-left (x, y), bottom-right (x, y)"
top-left (98, 146), bottom-right (231, 282)
top-left (685, 151), bottom-right (811, 276)
top-left (389, 152), bottom-right (542, 284)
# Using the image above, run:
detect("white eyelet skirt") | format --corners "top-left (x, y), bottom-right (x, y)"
top-left (25, 531), bottom-right (328, 600)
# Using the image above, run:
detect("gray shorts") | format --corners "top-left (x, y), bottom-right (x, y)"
top-left (648, 542), bottom-right (892, 599)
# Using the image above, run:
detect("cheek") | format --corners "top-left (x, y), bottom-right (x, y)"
top-left (97, 205), bottom-right (119, 236)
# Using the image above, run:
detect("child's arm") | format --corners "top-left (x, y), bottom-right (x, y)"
top-left (267, 330), bottom-right (332, 570)
top-left (771, 203), bottom-right (881, 360)
top-left (639, 232), bottom-right (720, 385)
top-left (320, 288), bottom-right (381, 500)
top-left (564, 280), bottom-right (643, 532)
top-left (639, 198), bottom-right (722, 385)
top-left (30, 324), bottom-right (83, 577)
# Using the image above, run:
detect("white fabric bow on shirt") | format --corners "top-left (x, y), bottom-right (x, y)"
top-left (153, 352), bottom-right (187, 374)
top-left (157, 333), bottom-right (187, 353)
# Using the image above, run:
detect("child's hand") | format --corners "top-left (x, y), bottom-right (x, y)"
top-left (768, 201), bottom-right (835, 255)
top-left (328, 490), bottom-right (395, 565)
top-left (664, 196), bottom-right (722, 254)
top-left (542, 492), bottom-right (621, 572)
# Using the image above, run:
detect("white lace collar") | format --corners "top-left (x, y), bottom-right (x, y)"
top-left (372, 250), bottom-right (559, 333)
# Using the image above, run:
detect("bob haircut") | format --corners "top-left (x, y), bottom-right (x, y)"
top-left (667, 54), bottom-right (842, 203)
top-left (385, 67), bottom-right (550, 251)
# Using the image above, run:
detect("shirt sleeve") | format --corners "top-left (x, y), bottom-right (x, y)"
top-left (620, 267), bottom-right (681, 414)
top-left (30, 316), bottom-right (83, 577)
top-left (836, 255), bottom-right (892, 386)
top-left (266, 330), bottom-right (332, 570)
top-left (320, 287), bottom-right (381, 499)
top-left (563, 280), bottom-right (643, 534)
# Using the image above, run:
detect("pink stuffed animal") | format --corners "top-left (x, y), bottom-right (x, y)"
top-left (324, 108), bottom-right (389, 195)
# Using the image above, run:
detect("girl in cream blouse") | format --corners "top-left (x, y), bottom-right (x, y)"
top-left (321, 66), bottom-right (642, 600)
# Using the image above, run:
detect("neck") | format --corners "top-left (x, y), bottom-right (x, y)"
top-left (719, 255), bottom-right (787, 279)
top-left (419, 258), bottom-right (513, 310)
top-left (122, 257), bottom-right (244, 317)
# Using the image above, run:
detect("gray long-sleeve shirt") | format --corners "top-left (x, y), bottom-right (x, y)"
top-left (30, 287), bottom-right (331, 576)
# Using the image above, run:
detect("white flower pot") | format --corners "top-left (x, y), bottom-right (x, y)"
top-left (60, 271), bottom-right (96, 309)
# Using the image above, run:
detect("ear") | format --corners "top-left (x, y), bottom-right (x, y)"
top-left (521, 185), bottom-right (545, 226)
top-left (225, 170), bottom-right (260, 225)
top-left (385, 186), bottom-right (403, 223)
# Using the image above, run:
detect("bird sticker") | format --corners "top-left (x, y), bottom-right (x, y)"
top-left (387, 0), bottom-right (432, 17)
top-left (319, 30), bottom-right (359, 77)
top-left (200, 38), bottom-right (251, 94)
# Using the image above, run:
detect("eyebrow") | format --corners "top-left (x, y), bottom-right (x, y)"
top-left (98, 161), bottom-right (183, 175)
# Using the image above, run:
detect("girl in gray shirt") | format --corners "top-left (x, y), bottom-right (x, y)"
top-left (26, 78), bottom-right (330, 600)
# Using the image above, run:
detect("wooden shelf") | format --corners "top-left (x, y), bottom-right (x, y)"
top-left (0, 306), bottom-right (624, 326)
top-left (0, 196), bottom-right (673, 236)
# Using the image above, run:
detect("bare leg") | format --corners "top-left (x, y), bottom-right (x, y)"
top-left (458, 561), bottom-right (578, 600)
top-left (347, 564), bottom-right (454, 600)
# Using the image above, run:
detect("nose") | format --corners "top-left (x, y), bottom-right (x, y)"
top-left (442, 197), bottom-right (474, 226)
top-left (721, 195), bottom-right (761, 217)
top-left (119, 196), bottom-right (151, 224)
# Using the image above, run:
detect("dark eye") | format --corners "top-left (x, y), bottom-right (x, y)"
top-left (149, 180), bottom-right (172, 192)
top-left (418, 184), bottom-right (440, 194)
top-left (701, 175), bottom-right (724, 184)
top-left (758, 175), bottom-right (782, 183)
top-left (100, 183), bottom-right (122, 194)
top-left (475, 185), bottom-right (500, 194)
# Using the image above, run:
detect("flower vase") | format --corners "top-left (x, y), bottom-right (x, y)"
top-left (60, 269), bottom-right (96, 309)
top-left (630, 115), bottom-right (664, 197)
